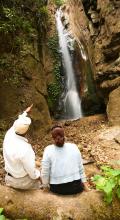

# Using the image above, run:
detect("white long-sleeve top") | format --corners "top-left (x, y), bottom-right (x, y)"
top-left (3, 112), bottom-right (40, 179)
top-left (41, 143), bottom-right (86, 185)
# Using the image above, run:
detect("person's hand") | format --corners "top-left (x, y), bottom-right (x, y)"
top-left (35, 160), bottom-right (41, 168)
top-left (42, 187), bottom-right (49, 192)
top-left (83, 182), bottom-right (91, 192)
top-left (39, 177), bottom-right (42, 184)
top-left (36, 176), bottom-right (42, 184)
top-left (25, 104), bottom-right (33, 113)
top-left (84, 186), bottom-right (91, 192)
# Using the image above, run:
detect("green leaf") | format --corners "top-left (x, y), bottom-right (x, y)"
top-left (92, 175), bottom-right (102, 181)
top-left (0, 215), bottom-right (6, 220)
top-left (93, 166), bottom-right (120, 204)
top-left (0, 208), bottom-right (3, 215)
top-left (118, 178), bottom-right (120, 186)
top-left (108, 170), bottom-right (120, 177)
top-left (101, 166), bottom-right (111, 171)
top-left (108, 178), bottom-right (117, 189)
top-left (104, 191), bottom-right (113, 204)
top-left (116, 187), bottom-right (120, 199)
top-left (95, 176), bottom-right (106, 190)
top-left (103, 181), bottom-right (113, 194)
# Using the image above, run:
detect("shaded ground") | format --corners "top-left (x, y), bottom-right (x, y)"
top-left (0, 114), bottom-right (120, 186)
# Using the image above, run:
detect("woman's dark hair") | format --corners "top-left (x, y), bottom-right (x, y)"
top-left (51, 124), bottom-right (63, 131)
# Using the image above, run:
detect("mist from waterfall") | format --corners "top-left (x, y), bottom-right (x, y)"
top-left (56, 10), bottom-right (83, 120)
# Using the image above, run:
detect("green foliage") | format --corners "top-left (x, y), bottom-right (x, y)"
top-left (0, 7), bottom-right (34, 34)
top-left (92, 166), bottom-right (120, 204)
top-left (0, 208), bottom-right (8, 220)
top-left (47, 82), bottom-right (61, 110)
top-left (0, 0), bottom-right (49, 50)
top-left (54, 64), bottom-right (61, 81)
top-left (0, 208), bottom-right (27, 220)
top-left (0, 208), bottom-right (3, 214)
top-left (47, 35), bottom-right (62, 113)
top-left (36, 6), bottom-right (49, 35)
top-left (47, 35), bottom-right (60, 61)
top-left (48, 82), bottom-right (61, 100)
top-left (47, 62), bottom-right (61, 112)
top-left (38, 6), bottom-right (48, 18)
top-left (53, 0), bottom-right (65, 7)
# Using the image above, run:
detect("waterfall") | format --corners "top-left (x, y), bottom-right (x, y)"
top-left (55, 10), bottom-right (83, 120)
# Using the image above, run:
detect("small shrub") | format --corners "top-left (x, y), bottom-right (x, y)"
top-left (0, 208), bottom-right (9, 220)
top-left (53, 0), bottom-right (65, 7)
top-left (92, 166), bottom-right (120, 204)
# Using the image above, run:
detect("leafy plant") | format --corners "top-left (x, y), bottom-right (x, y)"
top-left (37, 6), bottom-right (49, 32)
top-left (0, 208), bottom-right (27, 220)
top-left (0, 7), bottom-right (34, 34)
top-left (47, 35), bottom-right (60, 60)
top-left (53, 0), bottom-right (65, 7)
top-left (0, 208), bottom-right (8, 220)
top-left (47, 35), bottom-right (62, 114)
top-left (47, 82), bottom-right (61, 111)
top-left (92, 166), bottom-right (120, 204)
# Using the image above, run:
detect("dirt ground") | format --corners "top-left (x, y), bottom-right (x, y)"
top-left (1, 113), bottom-right (120, 186)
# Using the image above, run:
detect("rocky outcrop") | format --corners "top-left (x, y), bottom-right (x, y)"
top-left (63, 0), bottom-right (120, 122)
top-left (83, 0), bottom-right (120, 123)
top-left (0, 185), bottom-right (120, 220)
top-left (81, 0), bottom-right (120, 112)
top-left (93, 0), bottom-right (120, 91)
top-left (60, 0), bottom-right (105, 115)
top-left (0, 0), bottom-right (55, 137)
top-left (107, 87), bottom-right (120, 125)
top-left (0, 53), bottom-right (51, 138)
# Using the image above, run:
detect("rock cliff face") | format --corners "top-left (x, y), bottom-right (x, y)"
top-left (61, 0), bottom-right (105, 116)
top-left (63, 0), bottom-right (120, 123)
top-left (0, 0), bottom-right (56, 137)
top-left (1, 0), bottom-right (120, 133)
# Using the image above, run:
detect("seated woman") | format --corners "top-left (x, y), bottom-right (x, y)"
top-left (41, 125), bottom-right (90, 195)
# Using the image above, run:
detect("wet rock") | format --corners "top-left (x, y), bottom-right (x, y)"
top-left (63, 19), bottom-right (70, 29)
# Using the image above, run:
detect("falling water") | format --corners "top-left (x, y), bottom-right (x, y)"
top-left (77, 38), bottom-right (88, 61)
top-left (56, 10), bottom-right (82, 119)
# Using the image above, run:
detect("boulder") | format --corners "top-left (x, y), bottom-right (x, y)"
top-left (107, 87), bottom-right (120, 125)
top-left (0, 185), bottom-right (120, 220)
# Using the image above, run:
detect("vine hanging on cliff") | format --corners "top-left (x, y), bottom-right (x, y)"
top-left (47, 34), bottom-right (62, 115)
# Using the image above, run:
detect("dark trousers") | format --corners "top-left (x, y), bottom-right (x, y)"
top-left (50, 179), bottom-right (84, 195)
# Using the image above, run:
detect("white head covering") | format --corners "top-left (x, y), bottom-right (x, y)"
top-left (13, 112), bottom-right (31, 135)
